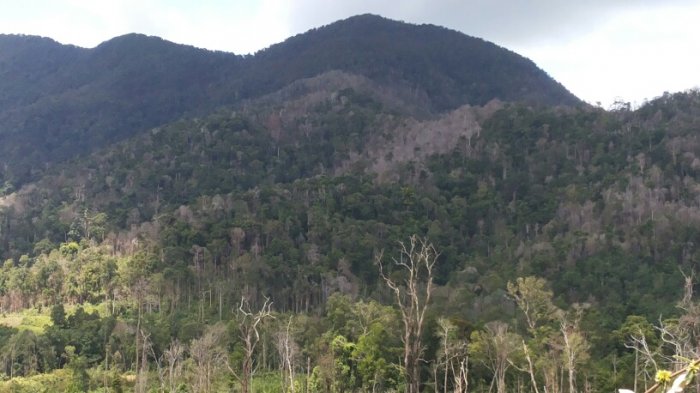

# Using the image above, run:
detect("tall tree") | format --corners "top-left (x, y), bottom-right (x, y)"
top-left (229, 296), bottom-right (274, 393)
top-left (470, 321), bottom-right (522, 393)
top-left (377, 235), bottom-right (438, 393)
top-left (190, 324), bottom-right (227, 393)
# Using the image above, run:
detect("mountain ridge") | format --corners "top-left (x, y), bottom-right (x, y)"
top-left (0, 14), bottom-right (580, 188)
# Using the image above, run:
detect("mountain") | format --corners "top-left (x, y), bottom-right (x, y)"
top-left (248, 14), bottom-right (579, 109)
top-left (0, 34), bottom-right (242, 185)
top-left (0, 15), bottom-right (579, 188)
top-left (1, 14), bottom-right (700, 392)
top-left (3, 74), bottom-right (700, 315)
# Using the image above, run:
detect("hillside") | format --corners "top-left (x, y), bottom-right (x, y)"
top-left (0, 14), bottom-right (579, 189)
top-left (7, 14), bottom-right (700, 393)
top-left (2, 74), bottom-right (699, 315)
top-left (246, 14), bottom-right (579, 109)
top-left (0, 78), bottom-right (698, 390)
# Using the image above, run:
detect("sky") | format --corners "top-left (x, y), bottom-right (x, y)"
top-left (1, 0), bottom-right (698, 108)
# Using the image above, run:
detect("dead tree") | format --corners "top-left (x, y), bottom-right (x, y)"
top-left (275, 316), bottom-right (298, 393)
top-left (435, 318), bottom-right (468, 393)
top-left (149, 341), bottom-right (166, 393)
top-left (229, 297), bottom-right (274, 393)
top-left (164, 339), bottom-right (185, 393)
top-left (377, 235), bottom-right (438, 393)
top-left (136, 330), bottom-right (152, 393)
top-left (132, 277), bottom-right (150, 393)
top-left (452, 355), bottom-right (469, 393)
top-left (624, 331), bottom-right (658, 393)
top-left (561, 305), bottom-right (590, 393)
top-left (190, 324), bottom-right (227, 393)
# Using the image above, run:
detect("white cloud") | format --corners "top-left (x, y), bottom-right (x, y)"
top-left (516, 3), bottom-right (700, 106)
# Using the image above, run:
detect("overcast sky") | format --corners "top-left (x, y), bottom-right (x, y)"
top-left (2, 0), bottom-right (698, 107)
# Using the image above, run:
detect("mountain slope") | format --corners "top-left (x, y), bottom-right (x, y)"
top-left (3, 80), bottom-right (699, 316)
top-left (247, 14), bottom-right (579, 109)
top-left (0, 15), bottom-right (580, 187)
top-left (0, 35), bottom-right (87, 108)
top-left (0, 50), bottom-right (699, 390)
top-left (0, 34), bottom-right (242, 183)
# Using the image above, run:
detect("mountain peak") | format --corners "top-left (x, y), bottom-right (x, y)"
top-left (0, 14), bottom-right (579, 188)
top-left (254, 14), bottom-right (580, 108)
top-left (93, 33), bottom-right (172, 53)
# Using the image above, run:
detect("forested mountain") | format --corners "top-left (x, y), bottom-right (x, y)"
top-left (2, 13), bottom-right (699, 393)
top-left (0, 14), bottom-right (578, 189)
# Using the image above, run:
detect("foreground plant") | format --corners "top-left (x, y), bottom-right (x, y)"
top-left (619, 359), bottom-right (700, 393)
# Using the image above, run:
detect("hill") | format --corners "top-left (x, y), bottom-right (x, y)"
top-left (0, 14), bottom-right (579, 188)
top-left (1, 80), bottom-right (699, 390)
top-left (9, 14), bottom-right (695, 393)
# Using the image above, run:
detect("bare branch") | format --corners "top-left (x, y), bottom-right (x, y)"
top-left (377, 235), bottom-right (439, 393)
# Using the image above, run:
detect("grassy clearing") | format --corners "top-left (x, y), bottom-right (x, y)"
top-left (0, 368), bottom-right (72, 393)
top-left (0, 302), bottom-right (110, 334)
top-left (65, 302), bottom-right (110, 318)
top-left (0, 308), bottom-right (52, 333)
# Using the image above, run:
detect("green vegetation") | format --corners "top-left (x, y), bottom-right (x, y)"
top-left (2, 15), bottom-right (700, 391)
top-left (0, 308), bottom-right (51, 333)
top-left (0, 88), bottom-right (698, 391)
top-left (0, 14), bottom-right (578, 189)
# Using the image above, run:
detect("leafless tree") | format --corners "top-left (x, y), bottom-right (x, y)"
top-left (190, 323), bottom-right (227, 393)
top-left (377, 235), bottom-right (438, 393)
top-left (470, 321), bottom-right (521, 393)
top-left (624, 331), bottom-right (658, 393)
top-left (135, 329), bottom-right (152, 393)
top-left (148, 340), bottom-right (166, 393)
top-left (131, 277), bottom-right (150, 393)
top-left (677, 272), bottom-right (700, 358)
top-left (435, 318), bottom-right (468, 393)
top-left (164, 339), bottom-right (186, 393)
top-left (520, 339), bottom-right (540, 393)
top-left (507, 276), bottom-right (564, 393)
top-left (560, 305), bottom-right (590, 393)
top-left (275, 316), bottom-right (298, 393)
top-left (452, 355), bottom-right (470, 393)
top-left (229, 296), bottom-right (274, 393)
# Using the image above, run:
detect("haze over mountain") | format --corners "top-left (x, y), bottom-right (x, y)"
top-left (0, 14), bottom-right (579, 188)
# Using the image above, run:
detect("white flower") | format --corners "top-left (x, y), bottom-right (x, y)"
top-left (618, 389), bottom-right (635, 393)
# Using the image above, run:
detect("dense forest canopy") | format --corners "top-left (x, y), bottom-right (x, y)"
top-left (0, 14), bottom-right (578, 189)
top-left (1, 13), bottom-right (699, 393)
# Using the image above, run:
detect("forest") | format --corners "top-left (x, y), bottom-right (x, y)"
top-left (0, 84), bottom-right (700, 392)
top-left (2, 13), bottom-right (700, 393)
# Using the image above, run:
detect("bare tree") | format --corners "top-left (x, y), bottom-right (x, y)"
top-left (624, 330), bottom-right (658, 393)
top-left (470, 321), bottom-right (521, 393)
top-left (164, 339), bottom-right (186, 393)
top-left (131, 278), bottom-right (149, 393)
top-left (148, 340), bottom-right (167, 393)
top-left (677, 272), bottom-right (700, 360)
top-left (190, 323), bottom-right (227, 393)
top-left (135, 329), bottom-right (152, 393)
top-left (275, 316), bottom-right (298, 393)
top-left (508, 276), bottom-right (564, 393)
top-left (435, 318), bottom-right (468, 393)
top-left (561, 305), bottom-right (590, 393)
top-left (452, 355), bottom-right (470, 393)
top-left (229, 296), bottom-right (274, 393)
top-left (377, 235), bottom-right (438, 393)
